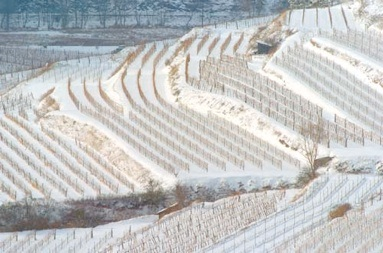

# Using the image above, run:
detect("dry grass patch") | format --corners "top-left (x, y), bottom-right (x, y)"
top-left (35, 95), bottom-right (60, 120)
top-left (329, 203), bottom-right (352, 220)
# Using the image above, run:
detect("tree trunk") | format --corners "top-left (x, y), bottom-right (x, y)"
top-left (23, 12), bottom-right (29, 28)
top-left (5, 13), bottom-right (10, 31)
top-left (74, 11), bottom-right (78, 28)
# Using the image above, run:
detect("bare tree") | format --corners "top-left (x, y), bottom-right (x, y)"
top-left (71, 0), bottom-right (90, 28)
top-left (187, 0), bottom-right (207, 26)
top-left (174, 183), bottom-right (187, 207)
top-left (253, 0), bottom-right (267, 16)
top-left (93, 0), bottom-right (110, 28)
top-left (299, 119), bottom-right (326, 182)
top-left (0, 0), bottom-right (18, 31)
top-left (239, 0), bottom-right (254, 18)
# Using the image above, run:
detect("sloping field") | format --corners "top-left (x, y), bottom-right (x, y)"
top-left (1, 174), bottom-right (383, 252)
top-left (0, 15), bottom-right (290, 202)
top-left (0, 2), bottom-right (383, 252)
top-left (286, 5), bottom-right (359, 31)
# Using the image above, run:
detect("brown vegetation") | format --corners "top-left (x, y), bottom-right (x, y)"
top-left (158, 203), bottom-right (182, 219)
top-left (328, 203), bottom-right (352, 220)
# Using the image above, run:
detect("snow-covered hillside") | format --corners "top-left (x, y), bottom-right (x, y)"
top-left (0, 1), bottom-right (383, 252)
top-left (0, 14), bottom-right (299, 203)
top-left (1, 174), bottom-right (383, 252)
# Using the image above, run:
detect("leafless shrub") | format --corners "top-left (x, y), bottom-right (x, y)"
top-left (299, 119), bottom-right (326, 181)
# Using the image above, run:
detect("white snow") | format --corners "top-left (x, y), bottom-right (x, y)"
top-left (0, 2), bottom-right (383, 252)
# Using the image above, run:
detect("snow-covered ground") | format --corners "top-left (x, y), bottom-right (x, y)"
top-left (0, 215), bottom-right (158, 253)
top-left (285, 4), bottom-right (361, 31)
top-left (0, 1), bottom-right (383, 252)
top-left (1, 174), bottom-right (383, 252)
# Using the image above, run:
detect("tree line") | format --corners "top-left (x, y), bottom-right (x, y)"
top-left (0, 0), bottom-right (283, 30)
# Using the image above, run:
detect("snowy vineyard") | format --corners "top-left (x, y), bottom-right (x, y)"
top-left (0, 3), bottom-right (382, 252)
top-left (190, 51), bottom-right (383, 148)
top-left (0, 47), bottom-right (108, 93)
top-left (0, 3), bottom-right (379, 198)
top-left (0, 14), bottom-right (286, 202)
top-left (204, 175), bottom-right (383, 252)
top-left (277, 44), bottom-right (383, 137)
top-left (320, 29), bottom-right (383, 62)
top-left (286, 5), bottom-right (357, 31)
top-left (115, 191), bottom-right (281, 252)
top-left (0, 175), bottom-right (383, 252)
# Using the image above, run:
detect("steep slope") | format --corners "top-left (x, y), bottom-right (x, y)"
top-left (0, 1), bottom-right (383, 251)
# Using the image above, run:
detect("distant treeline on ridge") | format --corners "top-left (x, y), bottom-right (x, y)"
top-left (0, 0), bottom-right (287, 30)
